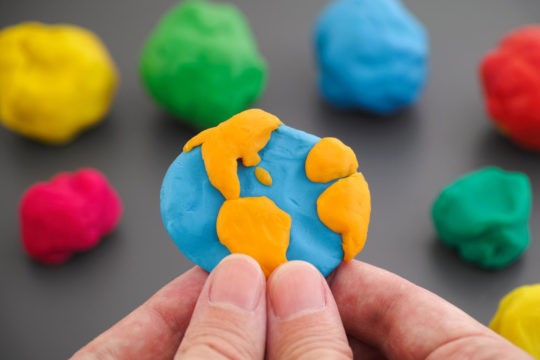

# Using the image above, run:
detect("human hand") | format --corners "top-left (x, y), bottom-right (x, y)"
top-left (329, 260), bottom-right (534, 359)
top-left (72, 254), bottom-right (533, 359)
top-left (72, 254), bottom-right (350, 359)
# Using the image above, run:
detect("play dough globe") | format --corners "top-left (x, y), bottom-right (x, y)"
top-left (160, 109), bottom-right (371, 276)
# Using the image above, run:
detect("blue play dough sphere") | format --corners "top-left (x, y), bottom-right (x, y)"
top-left (160, 125), bottom-right (345, 276)
top-left (314, 0), bottom-right (429, 115)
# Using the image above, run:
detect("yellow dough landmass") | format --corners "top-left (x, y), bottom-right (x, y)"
top-left (490, 284), bottom-right (540, 358)
top-left (305, 137), bottom-right (358, 183)
top-left (217, 197), bottom-right (291, 276)
top-left (317, 172), bottom-right (371, 261)
top-left (183, 109), bottom-right (281, 200)
top-left (0, 22), bottom-right (118, 144)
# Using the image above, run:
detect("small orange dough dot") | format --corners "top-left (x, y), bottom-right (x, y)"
top-left (305, 137), bottom-right (358, 183)
top-left (317, 172), bottom-right (371, 261)
top-left (255, 166), bottom-right (272, 186)
top-left (216, 197), bottom-right (291, 276)
top-left (183, 109), bottom-right (281, 200)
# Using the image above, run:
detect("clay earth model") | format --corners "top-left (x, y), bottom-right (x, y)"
top-left (161, 109), bottom-right (371, 276)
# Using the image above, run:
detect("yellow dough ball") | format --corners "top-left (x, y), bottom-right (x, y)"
top-left (489, 284), bottom-right (540, 358)
top-left (0, 22), bottom-right (118, 144)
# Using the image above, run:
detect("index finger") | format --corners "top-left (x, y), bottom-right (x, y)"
top-left (330, 260), bottom-right (532, 359)
top-left (72, 266), bottom-right (208, 359)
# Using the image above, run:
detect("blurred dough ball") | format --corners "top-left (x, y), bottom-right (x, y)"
top-left (314, 0), bottom-right (429, 115)
top-left (490, 284), bottom-right (540, 358)
top-left (0, 22), bottom-right (118, 144)
top-left (139, 0), bottom-right (267, 129)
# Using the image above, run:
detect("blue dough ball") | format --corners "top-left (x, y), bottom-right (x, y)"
top-left (314, 0), bottom-right (429, 115)
top-left (161, 126), bottom-right (345, 276)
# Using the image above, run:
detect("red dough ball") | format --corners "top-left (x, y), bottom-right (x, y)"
top-left (480, 26), bottom-right (540, 150)
top-left (19, 168), bottom-right (122, 265)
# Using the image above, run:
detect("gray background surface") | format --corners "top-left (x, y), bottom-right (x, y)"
top-left (1, 0), bottom-right (539, 358)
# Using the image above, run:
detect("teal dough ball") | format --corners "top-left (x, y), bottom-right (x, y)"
top-left (140, 0), bottom-right (267, 129)
top-left (432, 167), bottom-right (532, 269)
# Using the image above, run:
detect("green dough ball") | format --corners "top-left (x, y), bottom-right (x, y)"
top-left (140, 0), bottom-right (267, 129)
top-left (432, 167), bottom-right (531, 268)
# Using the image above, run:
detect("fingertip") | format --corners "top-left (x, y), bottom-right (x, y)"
top-left (218, 253), bottom-right (265, 270)
top-left (209, 254), bottom-right (265, 311)
top-left (268, 261), bottom-right (327, 319)
top-left (176, 254), bottom-right (267, 359)
top-left (266, 261), bottom-right (352, 359)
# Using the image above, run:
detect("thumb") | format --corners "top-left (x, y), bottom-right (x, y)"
top-left (266, 261), bottom-right (352, 360)
top-left (176, 254), bottom-right (266, 359)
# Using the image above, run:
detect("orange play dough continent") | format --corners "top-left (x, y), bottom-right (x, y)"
top-left (217, 197), bottom-right (291, 276)
top-left (305, 137), bottom-right (358, 183)
top-left (255, 166), bottom-right (272, 186)
top-left (183, 109), bottom-right (280, 200)
top-left (317, 172), bottom-right (371, 261)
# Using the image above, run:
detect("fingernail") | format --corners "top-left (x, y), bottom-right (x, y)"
top-left (269, 261), bottom-right (326, 319)
top-left (209, 255), bottom-right (264, 311)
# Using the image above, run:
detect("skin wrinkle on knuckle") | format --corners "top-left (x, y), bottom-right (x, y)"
top-left (284, 348), bottom-right (352, 360)
top-left (274, 318), bottom-right (352, 359)
top-left (180, 315), bottom-right (259, 359)
top-left (276, 337), bottom-right (353, 360)
top-left (180, 331), bottom-right (254, 360)
top-left (379, 289), bottom-right (418, 354)
top-left (146, 301), bottom-right (186, 338)
top-left (424, 333), bottom-right (530, 360)
top-left (121, 314), bottom-right (180, 358)
top-left (334, 264), bottom-right (425, 336)
top-left (335, 278), bottom-right (405, 339)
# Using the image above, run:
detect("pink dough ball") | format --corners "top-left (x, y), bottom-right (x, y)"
top-left (19, 168), bottom-right (122, 265)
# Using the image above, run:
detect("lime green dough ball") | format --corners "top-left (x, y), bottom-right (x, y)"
top-left (432, 167), bottom-right (531, 268)
top-left (140, 0), bottom-right (267, 129)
